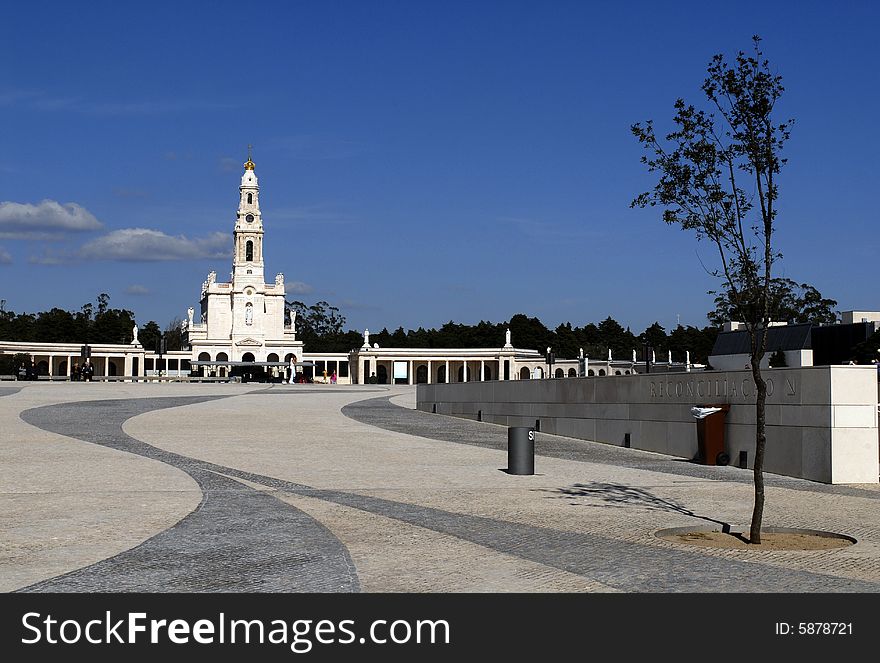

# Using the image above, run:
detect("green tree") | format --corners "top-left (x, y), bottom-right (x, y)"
top-left (33, 308), bottom-right (77, 342)
top-left (373, 327), bottom-right (392, 348)
top-left (287, 300), bottom-right (350, 352)
top-left (639, 322), bottom-right (668, 358)
top-left (596, 316), bottom-right (634, 358)
top-left (768, 349), bottom-right (787, 368)
top-left (553, 322), bottom-right (581, 359)
top-left (668, 324), bottom-right (719, 365)
top-left (708, 278), bottom-right (838, 326)
top-left (139, 321), bottom-right (162, 353)
top-left (92, 306), bottom-right (136, 344)
top-left (163, 317), bottom-right (185, 351)
top-left (508, 314), bottom-right (553, 356)
top-left (632, 36), bottom-right (791, 543)
top-left (852, 330), bottom-right (880, 365)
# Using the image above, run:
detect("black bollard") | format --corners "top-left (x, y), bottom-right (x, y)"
top-left (508, 426), bottom-right (535, 475)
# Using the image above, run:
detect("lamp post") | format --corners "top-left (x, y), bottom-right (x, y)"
top-left (546, 346), bottom-right (555, 379)
top-left (157, 334), bottom-right (165, 377)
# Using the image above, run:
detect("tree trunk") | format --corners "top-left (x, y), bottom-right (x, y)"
top-left (750, 368), bottom-right (767, 544)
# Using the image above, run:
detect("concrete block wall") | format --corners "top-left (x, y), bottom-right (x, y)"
top-left (416, 366), bottom-right (879, 484)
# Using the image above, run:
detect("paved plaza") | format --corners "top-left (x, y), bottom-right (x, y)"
top-left (1, 382), bottom-right (879, 593)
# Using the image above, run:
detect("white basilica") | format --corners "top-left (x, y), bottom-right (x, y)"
top-left (184, 153), bottom-right (303, 373)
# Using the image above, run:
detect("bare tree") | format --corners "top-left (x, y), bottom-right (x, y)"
top-left (631, 36), bottom-right (792, 543)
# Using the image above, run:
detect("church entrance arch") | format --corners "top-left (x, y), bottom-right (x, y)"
top-left (198, 352), bottom-right (210, 377)
top-left (520, 367), bottom-right (531, 380)
top-left (236, 352), bottom-right (261, 382)
top-left (266, 353), bottom-right (280, 382)
top-left (437, 365), bottom-right (446, 384)
top-left (376, 365), bottom-right (388, 384)
top-left (216, 352), bottom-right (228, 377)
top-left (416, 365), bottom-right (428, 384)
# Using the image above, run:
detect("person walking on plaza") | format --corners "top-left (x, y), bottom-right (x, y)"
top-left (330, 370), bottom-right (337, 384)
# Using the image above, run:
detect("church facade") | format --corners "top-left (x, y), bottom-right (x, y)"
top-left (183, 154), bottom-right (302, 374)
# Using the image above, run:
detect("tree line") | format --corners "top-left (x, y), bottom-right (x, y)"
top-left (0, 276), bottom-right (841, 365)
top-left (287, 275), bottom-right (839, 362)
top-left (0, 294), bottom-right (136, 346)
top-left (289, 300), bottom-right (721, 362)
top-left (0, 295), bottom-right (184, 355)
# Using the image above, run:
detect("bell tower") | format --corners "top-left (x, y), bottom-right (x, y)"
top-left (232, 145), bottom-right (265, 288)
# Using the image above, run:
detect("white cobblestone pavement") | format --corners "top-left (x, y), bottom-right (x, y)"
top-left (1, 382), bottom-right (878, 592)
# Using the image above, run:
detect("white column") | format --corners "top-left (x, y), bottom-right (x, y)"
top-left (427, 360), bottom-right (432, 384)
top-left (49, 354), bottom-right (55, 377)
top-left (67, 355), bottom-right (72, 378)
top-left (462, 360), bottom-right (467, 383)
top-left (445, 359), bottom-right (449, 383)
top-left (105, 356), bottom-right (111, 376)
top-left (480, 359), bottom-right (485, 381)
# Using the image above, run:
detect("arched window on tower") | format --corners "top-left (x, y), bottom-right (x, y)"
top-left (247, 193), bottom-right (253, 204)
top-left (246, 240), bottom-right (254, 261)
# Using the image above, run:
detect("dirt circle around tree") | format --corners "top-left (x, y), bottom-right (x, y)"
top-left (655, 526), bottom-right (856, 551)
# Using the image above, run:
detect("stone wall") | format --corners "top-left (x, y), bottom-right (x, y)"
top-left (416, 366), bottom-right (879, 484)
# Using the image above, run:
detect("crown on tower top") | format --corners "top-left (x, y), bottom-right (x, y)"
top-left (243, 144), bottom-right (255, 171)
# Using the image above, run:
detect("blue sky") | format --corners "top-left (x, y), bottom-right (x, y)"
top-left (1, 1), bottom-right (877, 337)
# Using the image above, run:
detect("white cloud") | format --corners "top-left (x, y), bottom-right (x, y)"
top-left (125, 284), bottom-right (151, 295)
top-left (78, 229), bottom-right (230, 262)
top-left (0, 246), bottom-right (11, 264)
top-left (0, 200), bottom-right (103, 239)
top-left (286, 281), bottom-right (314, 295)
top-left (28, 251), bottom-right (67, 265)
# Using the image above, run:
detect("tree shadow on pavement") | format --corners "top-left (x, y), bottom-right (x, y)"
top-left (546, 481), bottom-right (733, 532)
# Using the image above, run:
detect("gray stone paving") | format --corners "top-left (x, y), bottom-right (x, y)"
top-left (14, 391), bottom-right (880, 593)
top-left (18, 397), bottom-right (359, 593)
top-left (342, 395), bottom-right (880, 501)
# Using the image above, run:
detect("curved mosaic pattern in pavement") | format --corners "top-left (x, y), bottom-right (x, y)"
top-left (17, 393), bottom-right (880, 593)
top-left (342, 395), bottom-right (880, 501)
top-left (18, 397), bottom-right (359, 593)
